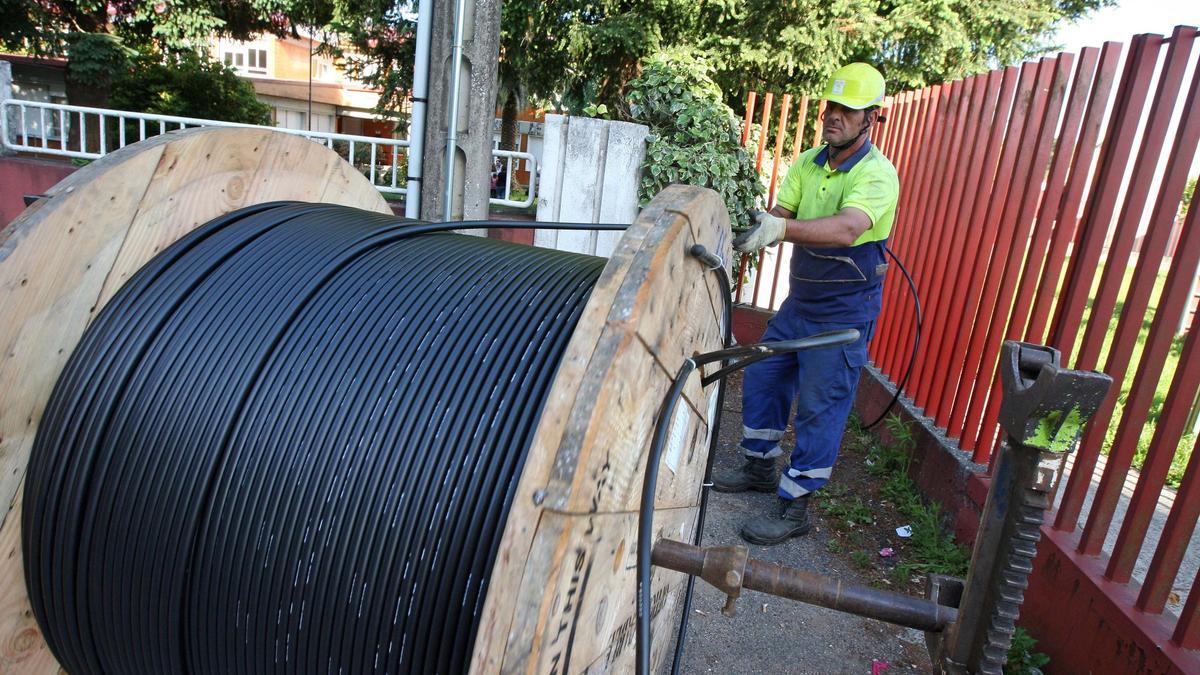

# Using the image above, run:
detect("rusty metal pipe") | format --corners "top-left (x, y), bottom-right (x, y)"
top-left (652, 539), bottom-right (958, 632)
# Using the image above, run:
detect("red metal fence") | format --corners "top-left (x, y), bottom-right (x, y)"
top-left (739, 26), bottom-right (1200, 662)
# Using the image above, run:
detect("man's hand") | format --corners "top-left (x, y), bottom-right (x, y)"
top-left (733, 211), bottom-right (787, 252)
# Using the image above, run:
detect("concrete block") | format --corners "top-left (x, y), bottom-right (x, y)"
top-left (534, 114), bottom-right (648, 257)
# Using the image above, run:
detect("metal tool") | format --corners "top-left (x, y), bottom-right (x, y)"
top-left (928, 341), bottom-right (1111, 674)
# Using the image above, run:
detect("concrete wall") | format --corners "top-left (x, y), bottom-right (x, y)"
top-left (534, 114), bottom-right (648, 257)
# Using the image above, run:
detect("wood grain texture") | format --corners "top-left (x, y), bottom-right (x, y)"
top-left (0, 127), bottom-right (388, 673)
top-left (471, 184), bottom-right (731, 674)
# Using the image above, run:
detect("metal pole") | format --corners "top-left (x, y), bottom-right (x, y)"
top-left (442, 0), bottom-right (467, 221)
top-left (404, 0), bottom-right (432, 219)
top-left (652, 539), bottom-right (958, 633)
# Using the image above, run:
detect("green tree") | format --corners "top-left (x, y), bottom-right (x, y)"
top-left (698, 0), bottom-right (1111, 109)
top-left (556, 0), bottom-right (706, 115)
top-left (494, 0), bottom-right (575, 150)
top-left (326, 2), bottom-right (416, 119)
top-left (108, 51), bottom-right (271, 124)
top-left (1, 1), bottom-right (337, 109)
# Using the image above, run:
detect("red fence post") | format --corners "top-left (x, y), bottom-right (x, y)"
top-left (792, 95), bottom-right (810, 161)
top-left (1136, 326), bottom-right (1200, 612)
top-left (873, 90), bottom-right (918, 365)
top-left (915, 75), bottom-right (990, 419)
top-left (742, 91), bottom-right (756, 147)
top-left (928, 68), bottom-right (1011, 428)
top-left (928, 68), bottom-right (1020, 432)
top-left (812, 100), bottom-right (825, 147)
top-left (754, 92), bottom-right (774, 173)
top-left (1047, 33), bottom-right (1161, 359)
top-left (880, 86), bottom-right (947, 380)
top-left (957, 58), bottom-right (1063, 460)
top-left (1076, 26), bottom-right (1200, 556)
top-left (1107, 176), bottom-right (1200, 584)
top-left (968, 54), bottom-right (1075, 457)
top-left (1052, 32), bottom-right (1172, 532)
top-left (1024, 42), bottom-right (1123, 345)
top-left (765, 94), bottom-right (793, 309)
top-left (907, 77), bottom-right (974, 410)
top-left (943, 64), bottom-right (1038, 446)
top-left (971, 49), bottom-right (1100, 456)
top-left (767, 94), bottom-right (792, 208)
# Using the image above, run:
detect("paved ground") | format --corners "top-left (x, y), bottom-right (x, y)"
top-left (678, 373), bottom-right (932, 674)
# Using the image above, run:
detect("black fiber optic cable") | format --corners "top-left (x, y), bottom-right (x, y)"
top-left (23, 202), bottom-right (608, 674)
top-left (862, 246), bottom-right (922, 429)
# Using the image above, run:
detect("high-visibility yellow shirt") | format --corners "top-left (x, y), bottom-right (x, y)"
top-left (775, 140), bottom-right (899, 245)
top-left (772, 139), bottom-right (900, 322)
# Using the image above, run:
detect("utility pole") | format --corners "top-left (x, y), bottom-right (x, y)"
top-left (419, 0), bottom-right (502, 222)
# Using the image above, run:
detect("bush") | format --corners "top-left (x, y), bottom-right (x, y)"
top-left (110, 52), bottom-right (271, 125)
top-left (626, 49), bottom-right (763, 231)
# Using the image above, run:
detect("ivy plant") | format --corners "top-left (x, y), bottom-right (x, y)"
top-left (627, 49), bottom-right (763, 234)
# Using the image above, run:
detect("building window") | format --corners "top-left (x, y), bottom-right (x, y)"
top-left (222, 47), bottom-right (268, 75)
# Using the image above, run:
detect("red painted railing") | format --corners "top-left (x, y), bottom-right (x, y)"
top-left (738, 26), bottom-right (1200, 659)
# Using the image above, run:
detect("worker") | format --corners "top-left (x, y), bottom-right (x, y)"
top-left (713, 63), bottom-right (899, 545)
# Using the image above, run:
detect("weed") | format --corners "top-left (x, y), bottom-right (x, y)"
top-left (894, 503), bottom-right (970, 579)
top-left (884, 414), bottom-right (916, 450)
top-left (825, 539), bottom-right (843, 554)
top-left (1004, 627), bottom-right (1050, 674)
top-left (821, 495), bottom-right (874, 529)
top-left (861, 415), bottom-right (971, 580)
top-left (851, 550), bottom-right (871, 569)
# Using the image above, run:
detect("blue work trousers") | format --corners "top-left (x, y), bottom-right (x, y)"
top-left (740, 302), bottom-right (874, 499)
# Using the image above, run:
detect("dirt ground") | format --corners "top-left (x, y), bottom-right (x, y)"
top-left (677, 371), bottom-right (936, 674)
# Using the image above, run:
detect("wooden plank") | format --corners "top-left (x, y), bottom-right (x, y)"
top-left (0, 144), bottom-right (165, 532)
top-left (500, 509), bottom-right (697, 674)
top-left (471, 185), bottom-right (729, 673)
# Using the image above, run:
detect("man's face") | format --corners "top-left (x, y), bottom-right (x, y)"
top-left (821, 102), bottom-right (872, 147)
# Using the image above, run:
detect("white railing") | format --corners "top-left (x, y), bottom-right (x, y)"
top-left (490, 148), bottom-right (535, 208)
top-left (2, 98), bottom-right (536, 208)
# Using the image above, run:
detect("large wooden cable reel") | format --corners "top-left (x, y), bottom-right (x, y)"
top-left (0, 127), bottom-right (729, 673)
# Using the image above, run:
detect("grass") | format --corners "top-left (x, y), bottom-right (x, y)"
top-left (1066, 264), bottom-right (1196, 488)
top-left (818, 414), bottom-right (970, 585)
top-left (873, 415), bottom-right (970, 580)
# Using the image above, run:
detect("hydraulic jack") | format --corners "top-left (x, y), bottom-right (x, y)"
top-left (651, 340), bottom-right (1111, 673)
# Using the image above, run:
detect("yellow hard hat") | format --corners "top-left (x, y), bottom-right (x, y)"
top-left (822, 63), bottom-right (886, 109)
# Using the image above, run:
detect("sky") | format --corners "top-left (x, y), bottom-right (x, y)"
top-left (1052, 1), bottom-right (1200, 53)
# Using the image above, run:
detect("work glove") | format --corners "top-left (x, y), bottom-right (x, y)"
top-left (733, 211), bottom-right (786, 252)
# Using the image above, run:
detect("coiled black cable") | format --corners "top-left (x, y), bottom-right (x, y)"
top-left (23, 202), bottom-right (611, 674)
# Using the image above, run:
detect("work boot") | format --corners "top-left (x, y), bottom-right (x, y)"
top-left (740, 496), bottom-right (812, 545)
top-left (711, 456), bottom-right (777, 493)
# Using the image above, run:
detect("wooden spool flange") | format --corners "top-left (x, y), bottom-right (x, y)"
top-left (0, 127), bottom-right (730, 674)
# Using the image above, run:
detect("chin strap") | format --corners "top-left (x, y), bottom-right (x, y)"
top-left (827, 118), bottom-right (874, 154)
